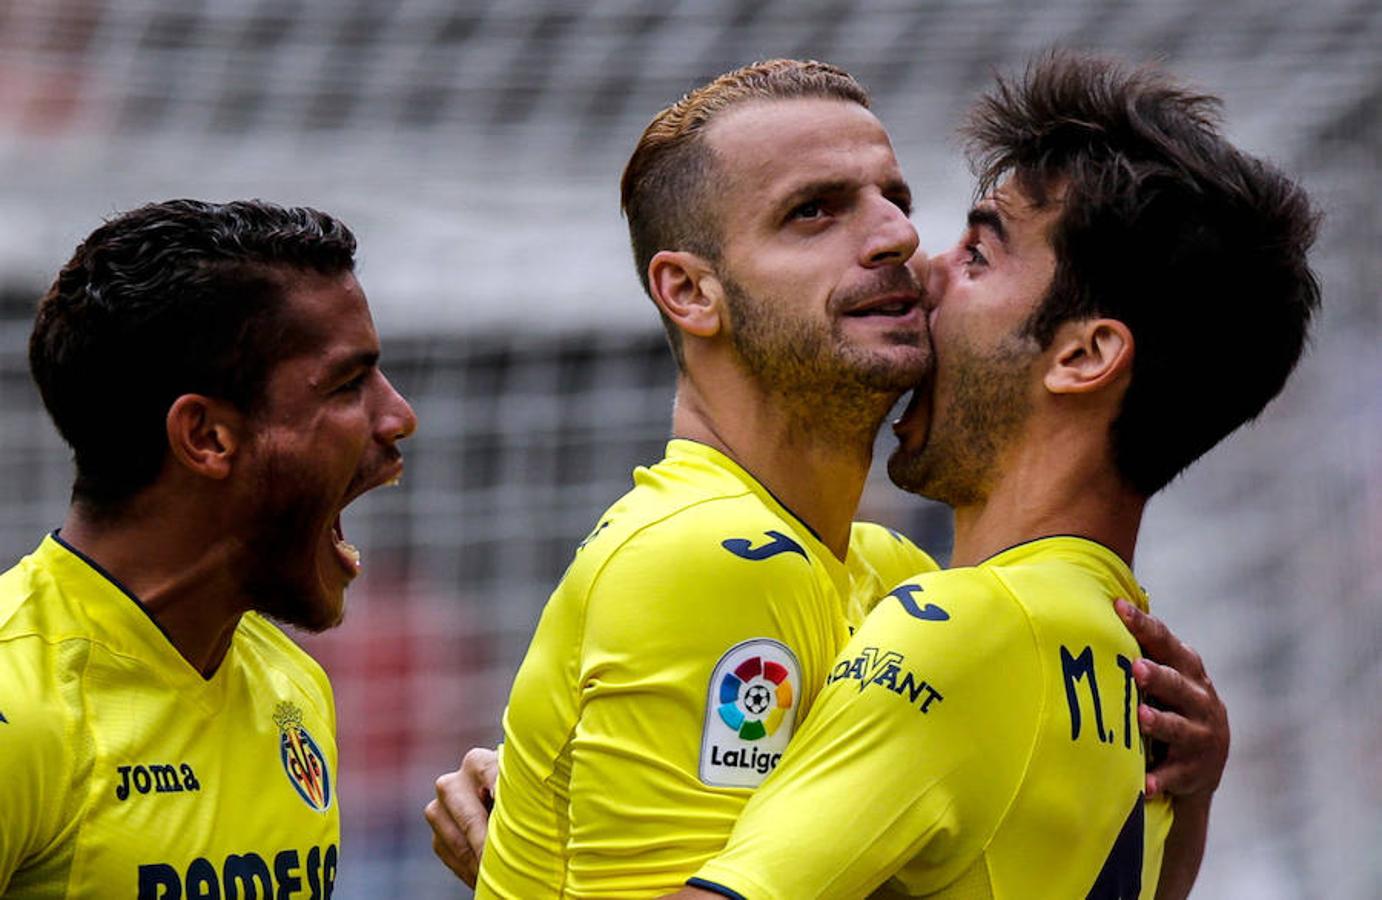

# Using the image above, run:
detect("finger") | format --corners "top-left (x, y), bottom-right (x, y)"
top-left (1114, 599), bottom-right (1174, 659)
top-left (435, 772), bottom-right (490, 858)
top-left (462, 746), bottom-right (500, 797)
top-left (1138, 701), bottom-right (1196, 745)
top-left (425, 797), bottom-right (478, 871)
top-left (1145, 758), bottom-right (1208, 798)
top-left (422, 801), bottom-right (472, 868)
top-left (1115, 600), bottom-right (1191, 668)
top-left (1131, 658), bottom-right (1205, 715)
top-left (430, 831), bottom-right (478, 886)
top-left (460, 804), bottom-right (489, 857)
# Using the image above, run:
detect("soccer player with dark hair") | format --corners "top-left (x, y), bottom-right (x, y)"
top-left (427, 58), bottom-right (1229, 898)
top-left (673, 52), bottom-right (1319, 899)
top-left (0, 199), bottom-right (417, 897)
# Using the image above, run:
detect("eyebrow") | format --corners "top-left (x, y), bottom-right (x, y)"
top-left (778, 178), bottom-right (854, 211)
top-left (323, 348), bottom-right (380, 382)
top-left (777, 177), bottom-right (913, 214)
top-left (967, 205), bottom-right (1008, 247)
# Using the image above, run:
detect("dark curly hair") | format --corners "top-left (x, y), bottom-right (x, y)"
top-left (29, 198), bottom-right (358, 515)
top-left (965, 51), bottom-right (1322, 495)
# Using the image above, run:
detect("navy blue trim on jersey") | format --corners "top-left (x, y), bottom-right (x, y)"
top-left (978, 533), bottom-right (1130, 567)
top-left (686, 877), bottom-right (747, 900)
top-left (49, 529), bottom-right (186, 663)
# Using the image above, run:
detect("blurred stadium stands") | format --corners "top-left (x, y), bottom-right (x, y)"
top-left (0, 1), bottom-right (1377, 897)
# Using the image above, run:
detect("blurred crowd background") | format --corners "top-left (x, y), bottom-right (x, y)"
top-left (0, 2), bottom-right (1377, 897)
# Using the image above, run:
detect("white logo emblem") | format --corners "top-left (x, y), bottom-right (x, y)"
top-left (699, 638), bottom-right (801, 788)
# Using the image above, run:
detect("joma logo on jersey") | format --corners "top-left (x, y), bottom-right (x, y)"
top-left (275, 702), bottom-right (332, 813)
top-left (721, 530), bottom-right (806, 561)
top-left (115, 763), bottom-right (201, 800)
top-left (826, 646), bottom-right (944, 713)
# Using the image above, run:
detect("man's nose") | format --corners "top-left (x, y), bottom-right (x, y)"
top-left (378, 374), bottom-right (418, 442)
top-left (861, 200), bottom-right (920, 268)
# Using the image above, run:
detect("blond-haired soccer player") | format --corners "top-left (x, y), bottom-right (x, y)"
top-left (470, 60), bottom-right (940, 899)
top-left (427, 59), bottom-right (1230, 898)
top-left (673, 53), bottom-right (1318, 900)
top-left (0, 200), bottom-right (416, 897)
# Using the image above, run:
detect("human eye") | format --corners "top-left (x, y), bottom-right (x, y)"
top-left (964, 241), bottom-right (987, 268)
top-left (335, 370), bottom-right (370, 394)
top-left (788, 199), bottom-right (827, 221)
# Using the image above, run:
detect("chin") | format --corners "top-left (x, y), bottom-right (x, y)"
top-left (886, 443), bottom-right (927, 494)
top-left (851, 352), bottom-right (929, 393)
top-left (295, 576), bottom-right (348, 633)
top-left (245, 571), bottom-right (347, 633)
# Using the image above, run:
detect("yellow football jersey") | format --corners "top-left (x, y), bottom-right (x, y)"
top-left (0, 534), bottom-right (340, 899)
top-left (691, 536), bottom-right (1173, 899)
top-left (477, 440), bottom-right (938, 898)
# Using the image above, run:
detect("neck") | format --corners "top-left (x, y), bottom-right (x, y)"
top-left (948, 423), bottom-right (1145, 568)
top-left (671, 368), bottom-right (894, 559)
top-left (60, 492), bottom-right (249, 677)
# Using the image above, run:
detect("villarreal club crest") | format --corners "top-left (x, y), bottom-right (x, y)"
top-left (274, 701), bottom-right (332, 812)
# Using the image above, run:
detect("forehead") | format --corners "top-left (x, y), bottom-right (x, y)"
top-left (704, 98), bottom-right (899, 204)
top-left (984, 178), bottom-right (1063, 254)
top-left (271, 270), bottom-right (377, 360)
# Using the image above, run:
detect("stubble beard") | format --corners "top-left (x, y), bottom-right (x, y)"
top-left (888, 334), bottom-right (1034, 507)
top-left (721, 273), bottom-right (927, 448)
top-left (239, 449), bottom-right (344, 634)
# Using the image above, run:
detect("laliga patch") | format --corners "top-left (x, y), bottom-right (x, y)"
top-left (274, 701), bottom-right (333, 812)
top-left (700, 638), bottom-right (801, 788)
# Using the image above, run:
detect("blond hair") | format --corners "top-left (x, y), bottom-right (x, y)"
top-left (619, 59), bottom-right (869, 365)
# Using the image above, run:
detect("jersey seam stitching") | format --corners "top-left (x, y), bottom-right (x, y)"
top-left (974, 567), bottom-right (1046, 858)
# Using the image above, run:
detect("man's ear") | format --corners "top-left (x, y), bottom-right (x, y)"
top-left (166, 394), bottom-right (243, 480)
top-left (1044, 318), bottom-right (1134, 395)
top-left (647, 250), bottom-right (723, 339)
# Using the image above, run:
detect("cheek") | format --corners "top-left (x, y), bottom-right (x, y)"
top-left (744, 247), bottom-right (835, 297)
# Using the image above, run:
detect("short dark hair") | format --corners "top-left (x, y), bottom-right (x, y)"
top-left (620, 59), bottom-right (870, 367)
top-left (29, 198), bottom-right (358, 515)
top-left (964, 51), bottom-right (1321, 495)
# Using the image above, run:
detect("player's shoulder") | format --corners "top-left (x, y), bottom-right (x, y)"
top-left (0, 561), bottom-right (43, 640)
top-left (648, 489), bottom-right (814, 556)
top-left (236, 613), bottom-right (334, 702)
top-left (0, 549), bottom-right (96, 656)
top-left (886, 564), bottom-right (1013, 610)
top-left (848, 521), bottom-right (940, 581)
top-left (573, 478), bottom-right (819, 586)
top-left (828, 566), bottom-right (1045, 726)
top-left (560, 491), bottom-right (829, 655)
top-left (973, 535), bottom-right (1120, 584)
top-left (862, 565), bottom-right (1035, 658)
top-left (971, 537), bottom-right (1140, 637)
top-left (848, 521), bottom-right (933, 563)
top-left (0, 561), bottom-right (86, 749)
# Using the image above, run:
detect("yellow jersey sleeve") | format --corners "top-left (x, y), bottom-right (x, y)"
top-left (0, 634), bottom-right (81, 894)
top-left (559, 502), bottom-right (850, 895)
top-left (481, 444), bottom-right (931, 897)
top-left (691, 568), bottom-right (1043, 899)
top-left (846, 523), bottom-right (941, 616)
